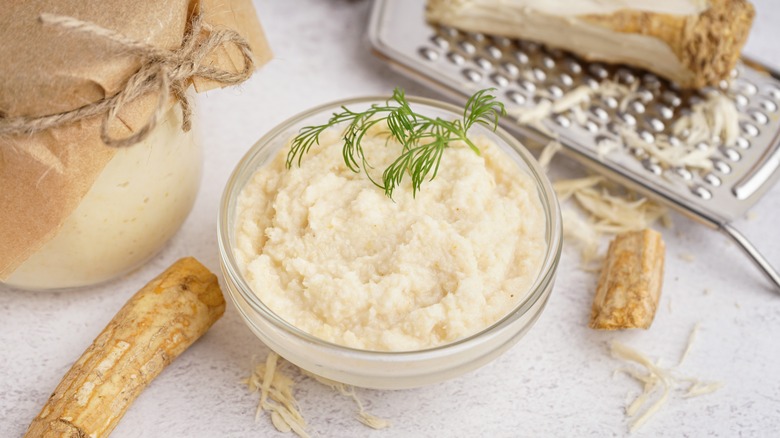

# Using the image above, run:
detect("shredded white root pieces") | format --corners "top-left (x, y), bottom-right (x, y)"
top-left (246, 354), bottom-right (390, 437)
top-left (609, 323), bottom-right (722, 433)
top-left (538, 140), bottom-right (562, 171)
top-left (247, 353), bottom-right (310, 438)
top-left (511, 78), bottom-right (739, 174)
top-left (553, 175), bottom-right (669, 264)
top-left (301, 371), bottom-right (391, 430)
top-left (561, 209), bottom-right (601, 265)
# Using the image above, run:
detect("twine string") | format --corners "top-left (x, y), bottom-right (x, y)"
top-left (0, 10), bottom-right (255, 147)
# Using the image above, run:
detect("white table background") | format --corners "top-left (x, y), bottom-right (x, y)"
top-left (3, 1), bottom-right (780, 437)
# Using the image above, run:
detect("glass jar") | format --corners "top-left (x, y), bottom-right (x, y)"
top-left (218, 96), bottom-right (562, 389)
top-left (4, 104), bottom-right (201, 290)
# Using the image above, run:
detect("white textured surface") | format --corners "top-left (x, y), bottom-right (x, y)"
top-left (2, 1), bottom-right (780, 437)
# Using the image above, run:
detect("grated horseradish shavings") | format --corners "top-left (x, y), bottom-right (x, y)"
top-left (300, 371), bottom-right (391, 430)
top-left (511, 79), bottom-right (739, 172)
top-left (246, 354), bottom-right (390, 437)
top-left (610, 323), bottom-right (722, 433)
top-left (247, 352), bottom-right (310, 438)
top-left (538, 140), bottom-right (563, 171)
top-left (553, 175), bottom-right (670, 263)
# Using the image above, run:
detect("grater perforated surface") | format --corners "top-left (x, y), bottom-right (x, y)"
top-left (369, 0), bottom-right (780, 226)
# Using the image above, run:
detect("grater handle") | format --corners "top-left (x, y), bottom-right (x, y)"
top-left (721, 223), bottom-right (780, 292)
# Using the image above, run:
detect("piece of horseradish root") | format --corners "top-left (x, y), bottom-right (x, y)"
top-left (24, 258), bottom-right (226, 438)
top-left (590, 229), bottom-right (665, 330)
top-left (426, 0), bottom-right (754, 88)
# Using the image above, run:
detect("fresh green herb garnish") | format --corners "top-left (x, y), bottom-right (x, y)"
top-left (286, 88), bottom-right (506, 198)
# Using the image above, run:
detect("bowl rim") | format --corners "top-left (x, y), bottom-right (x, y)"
top-left (218, 94), bottom-right (563, 360)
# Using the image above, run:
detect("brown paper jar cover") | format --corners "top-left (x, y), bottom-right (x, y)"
top-left (0, 0), bottom-right (272, 281)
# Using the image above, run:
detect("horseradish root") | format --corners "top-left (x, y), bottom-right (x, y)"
top-left (590, 229), bottom-right (665, 330)
top-left (426, 0), bottom-right (754, 88)
top-left (24, 257), bottom-right (225, 438)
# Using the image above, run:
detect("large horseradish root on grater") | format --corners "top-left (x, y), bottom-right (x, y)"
top-left (426, 0), bottom-right (755, 88)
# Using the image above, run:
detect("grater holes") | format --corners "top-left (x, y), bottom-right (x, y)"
top-left (720, 147), bottom-right (741, 162)
top-left (749, 110), bottom-right (769, 125)
top-left (615, 68), bottom-right (636, 85)
top-left (474, 56), bottom-right (494, 70)
top-left (485, 45), bottom-right (503, 60)
top-left (636, 89), bottom-right (655, 103)
top-left (691, 185), bottom-right (713, 200)
top-left (590, 106), bottom-right (609, 122)
top-left (430, 35), bottom-right (449, 49)
top-left (469, 32), bottom-right (486, 43)
top-left (767, 86), bottom-right (780, 101)
top-left (519, 80), bottom-right (536, 93)
top-left (733, 79), bottom-right (758, 95)
top-left (542, 56), bottom-right (556, 69)
top-left (501, 62), bottom-right (520, 77)
top-left (628, 146), bottom-right (647, 159)
top-left (655, 104), bottom-right (674, 119)
top-left (673, 166), bottom-right (693, 180)
top-left (642, 158), bottom-right (662, 175)
top-left (515, 51), bottom-right (530, 65)
top-left (584, 120), bottom-right (599, 133)
top-left (760, 99), bottom-right (778, 112)
top-left (588, 63), bottom-right (608, 79)
top-left (506, 90), bottom-right (526, 105)
top-left (606, 121), bottom-right (622, 135)
top-left (418, 47), bottom-right (440, 61)
top-left (735, 137), bottom-right (750, 149)
top-left (642, 73), bottom-right (661, 89)
top-left (740, 121), bottom-right (759, 137)
top-left (734, 94), bottom-right (749, 108)
top-left (554, 115), bottom-right (571, 128)
top-left (629, 100), bottom-right (646, 114)
top-left (703, 173), bottom-right (722, 187)
top-left (662, 91), bottom-right (682, 107)
top-left (711, 159), bottom-right (732, 174)
top-left (647, 117), bottom-right (665, 132)
top-left (547, 85), bottom-right (564, 99)
top-left (638, 130), bottom-right (655, 143)
top-left (532, 68), bottom-right (547, 82)
top-left (519, 41), bottom-right (541, 53)
top-left (462, 68), bottom-right (483, 82)
top-left (459, 41), bottom-right (476, 54)
top-left (491, 36), bottom-right (512, 47)
top-left (447, 52), bottom-right (465, 65)
top-left (491, 73), bottom-right (509, 87)
top-left (559, 73), bottom-right (574, 88)
top-left (619, 112), bottom-right (637, 126)
top-left (440, 26), bottom-right (460, 37)
top-left (583, 76), bottom-right (600, 90)
top-left (565, 58), bottom-right (582, 74)
top-left (602, 96), bottom-right (618, 109)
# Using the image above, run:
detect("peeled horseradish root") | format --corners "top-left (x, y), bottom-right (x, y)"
top-left (426, 0), bottom-right (755, 88)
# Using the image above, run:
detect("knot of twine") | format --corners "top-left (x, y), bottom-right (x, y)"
top-left (0, 11), bottom-right (255, 147)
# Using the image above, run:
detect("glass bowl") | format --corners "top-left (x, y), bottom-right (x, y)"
top-left (218, 96), bottom-right (562, 389)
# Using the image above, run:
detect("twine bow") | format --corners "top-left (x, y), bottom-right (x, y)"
top-left (0, 11), bottom-right (255, 147)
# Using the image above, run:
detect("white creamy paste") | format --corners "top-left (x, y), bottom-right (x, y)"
top-left (6, 105), bottom-right (201, 290)
top-left (235, 128), bottom-right (546, 352)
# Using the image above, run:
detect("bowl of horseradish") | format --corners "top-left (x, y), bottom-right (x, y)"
top-left (218, 91), bottom-right (562, 389)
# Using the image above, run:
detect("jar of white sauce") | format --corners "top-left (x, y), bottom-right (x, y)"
top-left (3, 104), bottom-right (201, 290)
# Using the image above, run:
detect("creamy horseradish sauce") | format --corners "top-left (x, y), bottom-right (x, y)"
top-left (234, 127), bottom-right (546, 351)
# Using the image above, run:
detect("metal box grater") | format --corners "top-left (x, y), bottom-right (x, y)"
top-left (368, 0), bottom-right (780, 290)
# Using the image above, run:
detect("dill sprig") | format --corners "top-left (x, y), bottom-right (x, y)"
top-left (286, 88), bottom-right (506, 198)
